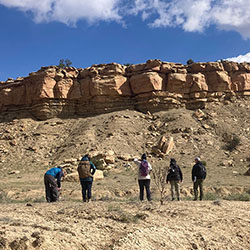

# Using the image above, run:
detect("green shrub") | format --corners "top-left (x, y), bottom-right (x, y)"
top-left (203, 192), bottom-right (219, 200)
top-left (115, 212), bottom-right (140, 223)
top-left (201, 161), bottom-right (207, 167)
top-left (224, 193), bottom-right (250, 201)
top-left (186, 59), bottom-right (194, 65)
top-left (58, 59), bottom-right (72, 68)
top-left (223, 135), bottom-right (241, 151)
top-left (108, 204), bottom-right (121, 212)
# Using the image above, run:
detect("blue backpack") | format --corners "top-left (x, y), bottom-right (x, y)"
top-left (140, 160), bottom-right (149, 176)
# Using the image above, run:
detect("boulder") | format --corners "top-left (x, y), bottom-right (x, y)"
top-left (94, 170), bottom-right (104, 180)
top-left (63, 172), bottom-right (78, 182)
top-left (0, 84), bottom-right (26, 106)
top-left (167, 73), bottom-right (189, 94)
top-left (206, 71), bottom-right (231, 92)
top-left (231, 73), bottom-right (250, 91)
top-left (188, 73), bottom-right (208, 92)
top-left (54, 78), bottom-right (74, 99)
top-left (130, 72), bottom-right (165, 94)
top-left (90, 75), bottom-right (131, 97)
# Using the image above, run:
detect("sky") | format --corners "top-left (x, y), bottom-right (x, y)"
top-left (1, 0), bottom-right (250, 81)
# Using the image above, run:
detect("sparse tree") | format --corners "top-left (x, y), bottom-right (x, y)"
top-left (124, 63), bottom-right (132, 66)
top-left (65, 59), bottom-right (72, 67)
top-left (58, 58), bottom-right (72, 68)
top-left (152, 160), bottom-right (169, 205)
top-left (58, 59), bottom-right (65, 68)
top-left (187, 59), bottom-right (194, 65)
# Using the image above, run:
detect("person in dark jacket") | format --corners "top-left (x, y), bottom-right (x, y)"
top-left (77, 154), bottom-right (96, 202)
top-left (166, 158), bottom-right (183, 201)
top-left (192, 157), bottom-right (206, 200)
top-left (44, 166), bottom-right (65, 202)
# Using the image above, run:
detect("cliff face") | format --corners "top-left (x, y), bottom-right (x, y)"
top-left (0, 60), bottom-right (250, 120)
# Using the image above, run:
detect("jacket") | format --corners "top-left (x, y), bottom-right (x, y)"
top-left (167, 163), bottom-right (183, 182)
top-left (134, 159), bottom-right (152, 180)
top-left (192, 162), bottom-right (206, 181)
top-left (45, 167), bottom-right (64, 188)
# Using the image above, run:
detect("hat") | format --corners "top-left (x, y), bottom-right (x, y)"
top-left (170, 158), bottom-right (176, 163)
top-left (141, 153), bottom-right (147, 160)
top-left (195, 157), bottom-right (201, 162)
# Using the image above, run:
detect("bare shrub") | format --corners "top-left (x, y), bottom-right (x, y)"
top-left (152, 160), bottom-right (168, 205)
top-left (223, 135), bottom-right (241, 151)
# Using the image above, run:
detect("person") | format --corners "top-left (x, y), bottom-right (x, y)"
top-left (192, 157), bottom-right (207, 201)
top-left (77, 154), bottom-right (96, 202)
top-left (166, 158), bottom-right (183, 201)
top-left (44, 166), bottom-right (65, 202)
top-left (134, 153), bottom-right (152, 201)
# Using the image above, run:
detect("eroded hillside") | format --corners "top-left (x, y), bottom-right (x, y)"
top-left (0, 99), bottom-right (249, 202)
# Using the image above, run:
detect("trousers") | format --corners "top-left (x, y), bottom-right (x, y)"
top-left (193, 179), bottom-right (204, 200)
top-left (138, 179), bottom-right (151, 201)
top-left (44, 174), bottom-right (59, 202)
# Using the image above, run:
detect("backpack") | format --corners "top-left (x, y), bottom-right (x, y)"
top-left (168, 165), bottom-right (180, 180)
top-left (77, 160), bottom-right (92, 178)
top-left (140, 160), bottom-right (149, 176)
top-left (197, 163), bottom-right (206, 179)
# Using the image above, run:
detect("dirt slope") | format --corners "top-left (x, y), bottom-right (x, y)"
top-left (0, 99), bottom-right (250, 249)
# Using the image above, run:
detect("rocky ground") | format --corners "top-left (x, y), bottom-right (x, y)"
top-left (0, 98), bottom-right (250, 249)
top-left (0, 200), bottom-right (249, 250)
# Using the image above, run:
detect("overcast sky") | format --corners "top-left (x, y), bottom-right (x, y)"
top-left (1, 0), bottom-right (250, 81)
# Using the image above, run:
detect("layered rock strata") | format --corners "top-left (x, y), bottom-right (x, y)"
top-left (0, 60), bottom-right (250, 120)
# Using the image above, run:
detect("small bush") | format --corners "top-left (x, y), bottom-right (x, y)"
top-left (201, 161), bottom-right (207, 167)
top-left (224, 193), bottom-right (250, 201)
top-left (223, 135), bottom-right (241, 151)
top-left (187, 59), bottom-right (194, 65)
top-left (116, 212), bottom-right (140, 223)
top-left (203, 192), bottom-right (219, 200)
top-left (108, 204), bottom-right (121, 212)
top-left (58, 59), bottom-right (72, 68)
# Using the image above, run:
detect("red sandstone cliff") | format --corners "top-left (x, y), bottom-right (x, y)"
top-left (0, 60), bottom-right (249, 120)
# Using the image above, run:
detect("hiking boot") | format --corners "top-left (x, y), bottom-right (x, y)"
top-left (193, 198), bottom-right (197, 201)
top-left (171, 197), bottom-right (175, 201)
top-left (177, 197), bottom-right (180, 201)
top-left (87, 199), bottom-right (91, 203)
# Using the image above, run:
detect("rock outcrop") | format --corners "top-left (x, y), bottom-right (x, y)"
top-left (0, 60), bottom-right (250, 120)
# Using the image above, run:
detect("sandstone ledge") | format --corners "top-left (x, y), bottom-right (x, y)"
top-left (1, 60), bottom-right (250, 120)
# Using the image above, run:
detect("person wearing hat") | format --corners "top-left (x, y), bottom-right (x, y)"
top-left (44, 166), bottom-right (66, 202)
top-left (166, 158), bottom-right (183, 201)
top-left (134, 153), bottom-right (152, 201)
top-left (192, 157), bottom-right (207, 200)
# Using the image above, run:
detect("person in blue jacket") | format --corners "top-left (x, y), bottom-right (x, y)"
top-left (44, 166), bottom-right (65, 202)
top-left (77, 154), bottom-right (96, 202)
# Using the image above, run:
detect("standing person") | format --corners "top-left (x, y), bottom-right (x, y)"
top-left (44, 166), bottom-right (65, 202)
top-left (77, 154), bottom-right (96, 202)
top-left (192, 157), bottom-right (207, 201)
top-left (134, 153), bottom-right (152, 202)
top-left (166, 158), bottom-right (183, 201)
